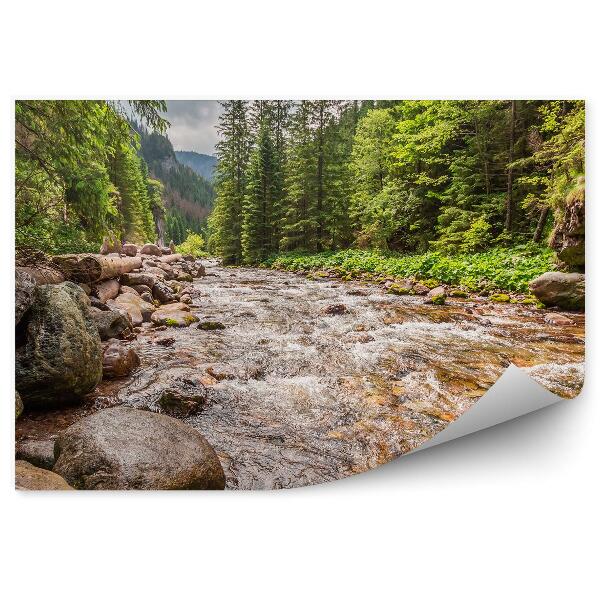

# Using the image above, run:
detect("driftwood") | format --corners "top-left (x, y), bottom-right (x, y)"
top-left (17, 265), bottom-right (65, 285)
top-left (51, 254), bottom-right (142, 284)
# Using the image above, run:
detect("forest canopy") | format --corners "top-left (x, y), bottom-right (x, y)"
top-left (208, 100), bottom-right (584, 268)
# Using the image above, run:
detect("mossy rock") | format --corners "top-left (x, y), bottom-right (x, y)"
top-left (489, 293), bottom-right (511, 303)
top-left (449, 289), bottom-right (469, 298)
top-left (430, 294), bottom-right (446, 305)
top-left (387, 284), bottom-right (411, 295)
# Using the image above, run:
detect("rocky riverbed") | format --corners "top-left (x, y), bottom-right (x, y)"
top-left (16, 259), bottom-right (585, 490)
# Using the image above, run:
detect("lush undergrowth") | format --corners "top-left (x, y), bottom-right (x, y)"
top-left (262, 245), bottom-right (555, 293)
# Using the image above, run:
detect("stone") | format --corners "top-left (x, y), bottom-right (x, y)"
top-left (92, 278), bottom-right (120, 303)
top-left (427, 285), bottom-right (446, 299)
top-left (152, 280), bottom-right (177, 304)
top-left (16, 460), bottom-right (73, 490)
top-left (119, 285), bottom-right (139, 296)
top-left (15, 282), bottom-right (102, 408)
top-left (177, 272), bottom-right (193, 283)
top-left (195, 263), bottom-right (206, 277)
top-left (90, 307), bottom-right (132, 340)
top-left (16, 440), bottom-right (56, 470)
top-left (323, 304), bottom-right (348, 316)
top-left (131, 284), bottom-right (152, 296)
top-left (140, 243), bottom-right (162, 256)
top-left (16, 391), bottom-right (23, 420)
top-left (156, 387), bottom-right (205, 417)
top-left (53, 407), bottom-right (225, 490)
top-left (412, 283), bottom-right (430, 295)
top-left (122, 243), bottom-right (138, 257)
top-left (151, 303), bottom-right (198, 327)
top-left (143, 259), bottom-right (157, 268)
top-left (140, 292), bottom-right (154, 303)
top-left (489, 293), bottom-right (510, 303)
top-left (156, 336), bottom-right (175, 347)
top-left (180, 294), bottom-right (192, 304)
top-left (387, 283), bottom-right (411, 295)
top-left (120, 272), bottom-right (156, 288)
top-left (15, 268), bottom-right (36, 325)
top-left (529, 272), bottom-right (585, 310)
top-left (143, 266), bottom-right (167, 280)
top-left (544, 312), bottom-right (575, 326)
top-left (108, 293), bottom-right (156, 326)
top-left (90, 296), bottom-right (110, 311)
top-left (550, 178), bottom-right (585, 268)
top-left (197, 321), bottom-right (225, 331)
top-left (78, 283), bottom-right (92, 295)
top-left (160, 247), bottom-right (172, 255)
top-left (102, 341), bottom-right (140, 378)
top-left (169, 240), bottom-right (176, 253)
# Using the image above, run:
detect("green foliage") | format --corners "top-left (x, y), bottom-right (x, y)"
top-left (176, 232), bottom-right (206, 257)
top-left (15, 100), bottom-right (167, 254)
top-left (264, 245), bottom-right (554, 293)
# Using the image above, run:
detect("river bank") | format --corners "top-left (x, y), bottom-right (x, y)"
top-left (16, 258), bottom-right (585, 489)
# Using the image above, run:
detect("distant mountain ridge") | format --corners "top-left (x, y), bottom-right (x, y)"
top-left (175, 151), bottom-right (217, 182)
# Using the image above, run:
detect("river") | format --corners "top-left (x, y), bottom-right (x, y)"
top-left (17, 260), bottom-right (585, 489)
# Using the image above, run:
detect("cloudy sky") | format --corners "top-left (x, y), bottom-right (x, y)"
top-left (162, 100), bottom-right (223, 155)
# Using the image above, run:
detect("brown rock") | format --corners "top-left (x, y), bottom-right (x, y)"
top-left (108, 293), bottom-right (156, 326)
top-left (16, 440), bottom-right (56, 470)
top-left (16, 460), bottom-right (73, 490)
top-left (102, 341), bottom-right (141, 378)
top-left (151, 303), bottom-right (198, 327)
top-left (140, 243), bottom-right (162, 256)
top-left (544, 312), bottom-right (575, 326)
top-left (122, 243), bottom-right (138, 257)
top-left (93, 278), bottom-right (120, 303)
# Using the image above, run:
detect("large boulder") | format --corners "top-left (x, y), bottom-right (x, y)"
top-left (141, 243), bottom-right (162, 257)
top-left (16, 460), bottom-right (73, 490)
top-left (529, 272), bottom-right (585, 310)
top-left (15, 268), bottom-right (36, 325)
top-left (53, 407), bottom-right (225, 490)
top-left (15, 282), bottom-right (103, 408)
top-left (102, 341), bottom-right (140, 378)
top-left (108, 293), bottom-right (155, 326)
top-left (151, 303), bottom-right (198, 327)
top-left (90, 307), bottom-right (132, 340)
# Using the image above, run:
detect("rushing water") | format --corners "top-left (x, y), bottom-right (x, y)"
top-left (17, 260), bottom-right (585, 489)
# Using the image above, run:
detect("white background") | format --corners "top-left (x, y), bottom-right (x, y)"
top-left (1, 1), bottom-right (597, 598)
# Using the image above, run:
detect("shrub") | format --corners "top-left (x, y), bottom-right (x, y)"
top-left (176, 232), bottom-right (207, 258)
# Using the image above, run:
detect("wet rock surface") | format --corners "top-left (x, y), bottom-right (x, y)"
top-left (529, 272), bottom-right (585, 310)
top-left (53, 407), bottom-right (225, 490)
top-left (102, 341), bottom-right (140, 378)
top-left (16, 439), bottom-right (56, 470)
top-left (16, 260), bottom-right (584, 490)
top-left (16, 282), bottom-right (102, 408)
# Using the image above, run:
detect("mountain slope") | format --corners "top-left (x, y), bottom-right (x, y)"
top-left (175, 150), bottom-right (218, 182)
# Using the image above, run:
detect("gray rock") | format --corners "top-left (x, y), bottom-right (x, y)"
top-left (90, 307), bottom-right (132, 340)
top-left (152, 280), bottom-right (176, 304)
top-left (16, 460), bottom-right (73, 490)
top-left (53, 407), bottom-right (225, 490)
top-left (15, 282), bottom-right (103, 408)
top-left (140, 291), bottom-right (154, 303)
top-left (131, 284), bottom-right (152, 296)
top-left (529, 272), bottom-right (585, 310)
top-left (15, 268), bottom-right (36, 325)
top-left (16, 440), bottom-right (56, 470)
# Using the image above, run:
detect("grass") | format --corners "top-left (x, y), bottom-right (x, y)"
top-left (262, 245), bottom-right (556, 294)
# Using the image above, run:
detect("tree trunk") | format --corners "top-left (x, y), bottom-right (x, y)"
top-left (504, 100), bottom-right (517, 231)
top-left (533, 206), bottom-right (550, 243)
top-left (51, 254), bottom-right (142, 283)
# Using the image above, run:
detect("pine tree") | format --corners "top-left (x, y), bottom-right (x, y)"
top-left (242, 125), bottom-right (280, 263)
top-left (209, 101), bottom-right (250, 264)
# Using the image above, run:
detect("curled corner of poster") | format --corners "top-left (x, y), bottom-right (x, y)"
top-left (410, 364), bottom-right (563, 454)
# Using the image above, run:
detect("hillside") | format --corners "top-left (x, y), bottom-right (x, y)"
top-left (175, 150), bottom-right (217, 182)
top-left (136, 126), bottom-right (215, 243)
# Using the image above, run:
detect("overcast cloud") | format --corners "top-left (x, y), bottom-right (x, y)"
top-left (162, 100), bottom-right (223, 155)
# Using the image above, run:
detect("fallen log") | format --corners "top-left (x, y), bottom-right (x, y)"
top-left (17, 265), bottom-right (65, 285)
top-left (51, 254), bottom-right (142, 284)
